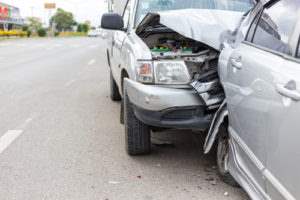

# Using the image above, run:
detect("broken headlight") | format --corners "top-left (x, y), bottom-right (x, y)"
top-left (136, 61), bottom-right (154, 83)
top-left (136, 60), bottom-right (190, 85)
top-left (154, 61), bottom-right (190, 85)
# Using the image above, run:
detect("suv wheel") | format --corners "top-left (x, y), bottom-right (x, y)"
top-left (110, 71), bottom-right (121, 101)
top-left (217, 125), bottom-right (239, 187)
top-left (124, 91), bottom-right (151, 155)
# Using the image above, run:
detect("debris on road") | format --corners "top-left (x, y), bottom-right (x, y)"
top-left (108, 181), bottom-right (120, 184)
top-left (205, 177), bottom-right (217, 186)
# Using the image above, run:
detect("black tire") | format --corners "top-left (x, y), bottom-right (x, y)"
top-left (110, 71), bottom-right (121, 101)
top-left (217, 125), bottom-right (239, 187)
top-left (124, 91), bottom-right (151, 155)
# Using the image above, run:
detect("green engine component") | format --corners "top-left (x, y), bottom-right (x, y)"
top-left (151, 46), bottom-right (171, 53)
top-left (151, 46), bottom-right (193, 53)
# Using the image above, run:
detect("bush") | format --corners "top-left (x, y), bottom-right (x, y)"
top-left (77, 23), bottom-right (90, 33)
top-left (58, 31), bottom-right (86, 37)
top-left (22, 26), bottom-right (29, 32)
top-left (37, 28), bottom-right (47, 37)
top-left (0, 30), bottom-right (27, 37)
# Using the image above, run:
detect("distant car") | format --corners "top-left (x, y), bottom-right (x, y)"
top-left (99, 29), bottom-right (108, 39)
top-left (204, 0), bottom-right (300, 199)
top-left (87, 29), bottom-right (100, 37)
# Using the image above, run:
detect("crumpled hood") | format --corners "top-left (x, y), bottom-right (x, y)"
top-left (136, 9), bottom-right (244, 50)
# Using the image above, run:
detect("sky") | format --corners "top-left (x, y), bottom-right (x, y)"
top-left (1, 0), bottom-right (109, 26)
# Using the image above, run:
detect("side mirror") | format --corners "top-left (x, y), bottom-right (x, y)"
top-left (101, 13), bottom-right (124, 31)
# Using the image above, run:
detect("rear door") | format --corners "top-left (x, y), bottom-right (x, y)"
top-left (223, 0), bottom-right (300, 198)
top-left (259, 2), bottom-right (300, 199)
top-left (240, 1), bottom-right (300, 199)
top-left (265, 48), bottom-right (300, 200)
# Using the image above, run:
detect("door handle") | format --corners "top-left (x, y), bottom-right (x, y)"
top-left (276, 81), bottom-right (300, 101)
top-left (230, 57), bottom-right (243, 69)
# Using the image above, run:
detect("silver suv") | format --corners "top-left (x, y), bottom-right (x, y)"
top-left (204, 0), bottom-right (300, 199)
top-left (101, 0), bottom-right (254, 155)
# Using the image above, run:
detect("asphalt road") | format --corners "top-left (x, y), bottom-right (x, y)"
top-left (0, 38), bottom-right (249, 200)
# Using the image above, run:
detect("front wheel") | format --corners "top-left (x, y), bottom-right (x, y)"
top-left (124, 91), bottom-right (151, 155)
top-left (217, 125), bottom-right (239, 187)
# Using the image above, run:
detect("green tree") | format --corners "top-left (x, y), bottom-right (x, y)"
top-left (77, 22), bottom-right (90, 33)
top-left (27, 17), bottom-right (43, 33)
top-left (50, 8), bottom-right (76, 32)
top-left (83, 20), bottom-right (91, 31)
top-left (37, 28), bottom-right (47, 37)
top-left (77, 24), bottom-right (83, 32)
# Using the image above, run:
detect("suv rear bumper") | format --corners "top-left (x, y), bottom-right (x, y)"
top-left (124, 78), bottom-right (212, 130)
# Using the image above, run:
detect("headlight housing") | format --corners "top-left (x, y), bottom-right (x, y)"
top-left (154, 61), bottom-right (190, 85)
top-left (136, 60), bottom-right (190, 85)
top-left (136, 61), bottom-right (154, 83)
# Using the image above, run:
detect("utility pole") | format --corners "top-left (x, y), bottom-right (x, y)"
top-left (44, 3), bottom-right (56, 35)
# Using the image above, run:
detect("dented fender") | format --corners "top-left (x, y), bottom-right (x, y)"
top-left (204, 101), bottom-right (228, 154)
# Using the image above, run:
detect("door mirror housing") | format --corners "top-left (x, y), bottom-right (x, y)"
top-left (101, 13), bottom-right (124, 31)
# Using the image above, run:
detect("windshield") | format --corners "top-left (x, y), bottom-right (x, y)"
top-left (135, 0), bottom-right (254, 26)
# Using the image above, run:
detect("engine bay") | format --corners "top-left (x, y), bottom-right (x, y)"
top-left (137, 27), bottom-right (225, 110)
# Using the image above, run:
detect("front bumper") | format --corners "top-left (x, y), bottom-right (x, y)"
top-left (124, 78), bottom-right (212, 130)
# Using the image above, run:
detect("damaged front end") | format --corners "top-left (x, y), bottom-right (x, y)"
top-left (136, 10), bottom-right (235, 114)
top-left (130, 9), bottom-right (244, 131)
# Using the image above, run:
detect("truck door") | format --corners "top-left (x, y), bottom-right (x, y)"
top-left (111, 0), bottom-right (132, 85)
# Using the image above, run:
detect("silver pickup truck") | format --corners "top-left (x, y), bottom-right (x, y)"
top-left (101, 0), bottom-right (254, 155)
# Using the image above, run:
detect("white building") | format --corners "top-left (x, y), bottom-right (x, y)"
top-left (0, 2), bottom-right (24, 30)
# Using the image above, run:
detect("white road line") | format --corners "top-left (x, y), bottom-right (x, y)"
top-left (108, 181), bottom-right (120, 184)
top-left (19, 118), bottom-right (33, 129)
top-left (0, 130), bottom-right (23, 154)
top-left (65, 79), bottom-right (76, 87)
top-left (88, 59), bottom-right (96, 66)
top-left (0, 115), bottom-right (35, 154)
